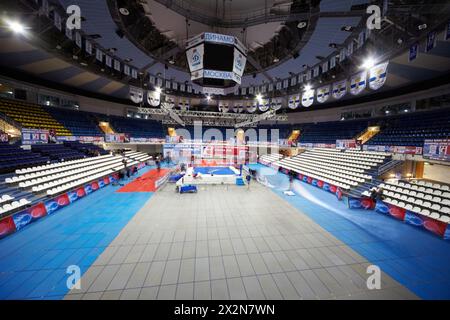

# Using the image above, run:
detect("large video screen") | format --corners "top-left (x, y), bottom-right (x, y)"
top-left (203, 43), bottom-right (234, 71)
top-left (423, 139), bottom-right (450, 161)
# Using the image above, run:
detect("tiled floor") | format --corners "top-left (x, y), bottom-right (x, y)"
top-left (65, 183), bottom-right (417, 300)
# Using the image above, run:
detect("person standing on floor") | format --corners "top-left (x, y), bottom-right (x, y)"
top-left (246, 173), bottom-right (251, 190)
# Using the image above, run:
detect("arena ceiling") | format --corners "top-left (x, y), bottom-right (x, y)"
top-left (0, 0), bottom-right (450, 109)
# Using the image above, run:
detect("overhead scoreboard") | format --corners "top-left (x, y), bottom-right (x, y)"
top-left (186, 32), bottom-right (247, 88)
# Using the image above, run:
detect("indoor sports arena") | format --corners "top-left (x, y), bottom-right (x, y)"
top-left (0, 0), bottom-right (449, 309)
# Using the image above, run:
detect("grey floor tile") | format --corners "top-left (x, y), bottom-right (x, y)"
top-left (257, 275), bottom-right (283, 300)
top-left (222, 255), bottom-right (241, 278)
top-left (209, 256), bottom-right (226, 280)
top-left (157, 284), bottom-right (177, 300)
top-left (194, 281), bottom-right (211, 300)
top-left (271, 273), bottom-right (300, 300)
top-left (87, 265), bottom-right (120, 293)
top-left (195, 257), bottom-right (210, 281)
top-left (161, 260), bottom-right (181, 285)
top-left (227, 277), bottom-right (247, 300)
top-left (242, 276), bottom-right (266, 300)
top-left (126, 262), bottom-right (151, 289)
top-left (144, 261), bottom-right (166, 287)
top-left (107, 263), bottom-right (136, 291)
top-left (176, 282), bottom-right (194, 300)
top-left (139, 286), bottom-right (159, 300)
top-left (285, 271), bottom-right (317, 299)
top-left (300, 269), bottom-right (332, 299)
top-left (179, 258), bottom-right (196, 283)
top-left (211, 279), bottom-right (229, 300)
top-left (100, 290), bottom-right (122, 300)
top-left (120, 288), bottom-right (141, 300)
top-left (248, 253), bottom-right (270, 275)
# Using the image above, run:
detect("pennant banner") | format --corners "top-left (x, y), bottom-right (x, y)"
top-left (95, 48), bottom-right (103, 62)
top-left (409, 42), bottom-right (419, 62)
top-left (317, 85), bottom-right (331, 104)
top-left (247, 102), bottom-right (257, 113)
top-left (129, 86), bottom-right (143, 103)
top-left (332, 79), bottom-right (347, 100)
top-left (147, 90), bottom-right (160, 107)
top-left (369, 62), bottom-right (389, 90)
top-left (54, 11), bottom-right (62, 31)
top-left (259, 100), bottom-right (270, 112)
top-left (301, 89), bottom-right (314, 107)
top-left (426, 31), bottom-right (437, 52)
top-left (350, 71), bottom-right (367, 95)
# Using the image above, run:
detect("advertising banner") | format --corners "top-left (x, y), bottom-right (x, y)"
top-left (22, 128), bottom-right (49, 145)
top-left (336, 139), bottom-right (357, 149)
top-left (105, 133), bottom-right (130, 143)
top-left (186, 44), bottom-right (204, 73)
top-left (423, 139), bottom-right (450, 161)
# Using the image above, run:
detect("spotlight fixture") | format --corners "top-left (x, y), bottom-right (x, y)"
top-left (418, 23), bottom-right (427, 30)
top-left (155, 87), bottom-right (162, 94)
top-left (119, 8), bottom-right (130, 16)
top-left (304, 84), bottom-right (312, 91)
top-left (297, 21), bottom-right (307, 29)
top-left (206, 95), bottom-right (211, 101)
top-left (6, 20), bottom-right (26, 34)
top-left (360, 57), bottom-right (376, 70)
top-left (273, 57), bottom-right (279, 63)
top-left (341, 26), bottom-right (354, 32)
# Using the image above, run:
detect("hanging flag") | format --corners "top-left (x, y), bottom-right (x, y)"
top-left (305, 70), bottom-right (311, 81)
top-left (276, 82), bottom-right (282, 90)
top-left (283, 79), bottom-right (289, 88)
top-left (105, 55), bottom-right (112, 67)
top-left (54, 11), bottom-right (62, 31)
top-left (147, 90), bottom-right (160, 107)
top-left (322, 61), bottom-right (328, 73)
top-left (294, 95), bottom-right (300, 108)
top-left (347, 41), bottom-right (354, 57)
top-left (426, 31), bottom-right (437, 52)
top-left (75, 32), bottom-right (82, 48)
top-left (369, 62), bottom-right (389, 90)
top-left (241, 87), bottom-right (247, 95)
top-left (268, 83), bottom-right (274, 92)
top-left (129, 86), bottom-right (143, 103)
top-left (332, 80), bottom-right (347, 100)
top-left (259, 100), bottom-right (270, 112)
top-left (131, 69), bottom-right (138, 79)
top-left (350, 71), bottom-right (367, 95)
top-left (95, 48), bottom-right (103, 62)
top-left (339, 48), bottom-right (346, 62)
top-left (357, 31), bottom-right (365, 49)
top-left (290, 77), bottom-right (297, 87)
top-left (298, 74), bottom-right (304, 84)
top-left (271, 98), bottom-right (282, 111)
top-left (313, 66), bottom-right (320, 78)
top-left (247, 101), bottom-right (257, 113)
top-left (114, 60), bottom-right (121, 71)
top-left (317, 85), bottom-right (331, 104)
top-left (288, 96), bottom-right (296, 109)
top-left (409, 42), bottom-right (419, 62)
top-left (329, 56), bottom-right (336, 69)
top-left (124, 65), bottom-right (131, 76)
top-left (233, 102), bottom-right (241, 113)
top-left (301, 89), bottom-right (314, 107)
top-left (85, 40), bottom-right (93, 55)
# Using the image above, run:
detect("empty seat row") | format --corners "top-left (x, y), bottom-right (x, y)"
top-left (0, 198), bottom-right (31, 215)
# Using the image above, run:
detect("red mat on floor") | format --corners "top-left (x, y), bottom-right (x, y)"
top-left (116, 169), bottom-right (169, 192)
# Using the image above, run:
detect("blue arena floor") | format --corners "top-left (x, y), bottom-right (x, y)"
top-left (0, 166), bottom-right (155, 300)
top-left (194, 166), bottom-right (235, 175)
top-left (249, 163), bottom-right (450, 299)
